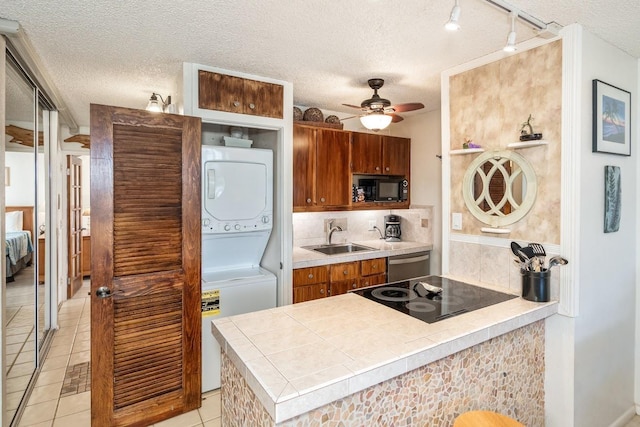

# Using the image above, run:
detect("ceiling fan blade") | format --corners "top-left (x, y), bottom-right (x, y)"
top-left (340, 115), bottom-right (358, 121)
top-left (388, 113), bottom-right (404, 123)
top-left (391, 102), bottom-right (425, 113)
top-left (342, 103), bottom-right (365, 110)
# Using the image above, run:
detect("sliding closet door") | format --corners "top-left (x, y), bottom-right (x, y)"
top-left (4, 52), bottom-right (37, 426)
top-left (3, 44), bottom-right (57, 427)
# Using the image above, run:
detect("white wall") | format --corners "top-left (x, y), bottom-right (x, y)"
top-left (636, 54), bottom-right (640, 424)
top-left (573, 27), bottom-right (638, 427)
top-left (5, 151), bottom-right (44, 228)
top-left (395, 111), bottom-right (442, 274)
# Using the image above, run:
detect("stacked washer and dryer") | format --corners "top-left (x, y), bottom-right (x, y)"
top-left (200, 145), bottom-right (277, 392)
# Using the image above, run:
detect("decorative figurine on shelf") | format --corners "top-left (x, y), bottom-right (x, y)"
top-left (463, 137), bottom-right (481, 149)
top-left (519, 114), bottom-right (543, 141)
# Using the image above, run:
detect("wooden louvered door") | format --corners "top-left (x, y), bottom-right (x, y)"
top-left (90, 104), bottom-right (201, 427)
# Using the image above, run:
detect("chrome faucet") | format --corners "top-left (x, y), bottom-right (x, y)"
top-left (373, 225), bottom-right (385, 240)
top-left (327, 220), bottom-right (343, 245)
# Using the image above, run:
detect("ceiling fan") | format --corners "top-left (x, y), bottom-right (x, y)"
top-left (342, 78), bottom-right (424, 130)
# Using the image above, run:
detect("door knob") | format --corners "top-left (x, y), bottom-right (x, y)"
top-left (96, 286), bottom-right (112, 298)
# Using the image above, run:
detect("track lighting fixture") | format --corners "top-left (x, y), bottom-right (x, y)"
top-left (503, 11), bottom-right (517, 52)
top-left (445, 0), bottom-right (461, 31)
top-left (146, 92), bottom-right (172, 113)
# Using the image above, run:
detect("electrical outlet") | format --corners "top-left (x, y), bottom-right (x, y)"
top-left (368, 220), bottom-right (376, 231)
top-left (452, 213), bottom-right (462, 230)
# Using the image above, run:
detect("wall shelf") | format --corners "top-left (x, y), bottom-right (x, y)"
top-left (450, 148), bottom-right (485, 155)
top-left (507, 140), bottom-right (549, 149)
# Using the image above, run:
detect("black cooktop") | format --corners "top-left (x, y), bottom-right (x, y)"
top-left (352, 276), bottom-right (517, 324)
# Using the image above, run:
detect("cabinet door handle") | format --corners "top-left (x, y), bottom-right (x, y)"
top-left (233, 101), bottom-right (240, 107)
top-left (320, 197), bottom-right (326, 203)
top-left (306, 198), bottom-right (312, 203)
top-left (375, 166), bottom-right (380, 171)
top-left (372, 264), bottom-right (377, 269)
top-left (249, 103), bottom-right (255, 109)
top-left (352, 283), bottom-right (357, 288)
top-left (320, 288), bottom-right (324, 294)
top-left (308, 273), bottom-right (314, 279)
top-left (343, 270), bottom-right (348, 275)
top-left (385, 166), bottom-right (390, 171)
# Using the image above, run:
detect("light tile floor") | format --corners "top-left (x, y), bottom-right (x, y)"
top-left (626, 415), bottom-right (640, 426)
top-left (17, 281), bottom-right (222, 427)
top-left (5, 264), bottom-right (45, 425)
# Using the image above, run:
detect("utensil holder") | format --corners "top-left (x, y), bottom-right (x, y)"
top-left (521, 269), bottom-right (550, 302)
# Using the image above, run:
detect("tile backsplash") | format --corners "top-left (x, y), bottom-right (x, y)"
top-left (449, 239), bottom-right (560, 300)
top-left (292, 206), bottom-right (434, 248)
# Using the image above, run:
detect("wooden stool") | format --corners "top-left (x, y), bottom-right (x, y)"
top-left (453, 410), bottom-right (524, 427)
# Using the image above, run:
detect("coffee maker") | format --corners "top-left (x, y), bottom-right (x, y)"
top-left (384, 215), bottom-right (402, 242)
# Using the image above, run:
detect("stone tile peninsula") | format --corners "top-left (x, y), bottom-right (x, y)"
top-left (211, 278), bottom-right (558, 426)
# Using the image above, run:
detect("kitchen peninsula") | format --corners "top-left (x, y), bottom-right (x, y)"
top-left (211, 280), bottom-right (557, 426)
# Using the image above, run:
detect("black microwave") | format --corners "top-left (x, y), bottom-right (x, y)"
top-left (358, 178), bottom-right (408, 202)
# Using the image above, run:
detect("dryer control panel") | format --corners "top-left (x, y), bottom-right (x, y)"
top-left (201, 214), bottom-right (272, 233)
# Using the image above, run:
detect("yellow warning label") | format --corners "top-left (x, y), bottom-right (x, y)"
top-left (202, 290), bottom-right (220, 317)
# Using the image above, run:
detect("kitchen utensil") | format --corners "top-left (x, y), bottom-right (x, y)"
top-left (511, 242), bottom-right (526, 262)
top-left (548, 256), bottom-right (568, 269)
top-left (529, 242), bottom-right (546, 264)
top-left (529, 256), bottom-right (542, 272)
top-left (517, 246), bottom-right (536, 262)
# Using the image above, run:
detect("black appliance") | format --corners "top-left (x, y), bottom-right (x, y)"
top-left (357, 178), bottom-right (408, 202)
top-left (384, 214), bottom-right (401, 242)
top-left (352, 276), bottom-right (517, 324)
top-left (358, 179), bottom-right (377, 202)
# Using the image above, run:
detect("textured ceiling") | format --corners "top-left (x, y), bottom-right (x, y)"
top-left (2, 0), bottom-right (639, 129)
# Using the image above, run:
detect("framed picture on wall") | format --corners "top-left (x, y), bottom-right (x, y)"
top-left (593, 79), bottom-right (631, 156)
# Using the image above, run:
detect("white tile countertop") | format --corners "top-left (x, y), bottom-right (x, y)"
top-left (211, 279), bottom-right (558, 423)
top-left (292, 239), bottom-right (433, 268)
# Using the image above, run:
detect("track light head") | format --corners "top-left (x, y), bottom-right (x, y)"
top-left (445, 1), bottom-right (461, 31)
top-left (503, 11), bottom-right (518, 52)
top-left (503, 31), bottom-right (517, 52)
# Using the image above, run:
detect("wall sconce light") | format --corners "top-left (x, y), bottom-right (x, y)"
top-left (360, 112), bottom-right (393, 132)
top-left (146, 93), bottom-right (172, 113)
top-left (444, 0), bottom-right (461, 31)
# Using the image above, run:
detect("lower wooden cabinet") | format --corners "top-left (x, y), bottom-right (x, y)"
top-left (293, 257), bottom-right (388, 303)
top-left (359, 273), bottom-right (387, 289)
top-left (292, 265), bottom-right (329, 303)
top-left (293, 283), bottom-right (328, 302)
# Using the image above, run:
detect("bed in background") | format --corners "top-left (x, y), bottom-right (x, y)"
top-left (6, 206), bottom-right (34, 282)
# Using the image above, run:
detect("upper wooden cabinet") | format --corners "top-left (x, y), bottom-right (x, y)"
top-left (198, 70), bottom-right (284, 118)
top-left (293, 124), bottom-right (352, 211)
top-left (351, 134), bottom-right (410, 176)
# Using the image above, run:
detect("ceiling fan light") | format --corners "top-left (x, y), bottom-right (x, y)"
top-left (445, 3), bottom-right (461, 31)
top-left (360, 113), bottom-right (392, 131)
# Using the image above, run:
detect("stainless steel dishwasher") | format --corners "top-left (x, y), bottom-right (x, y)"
top-left (387, 251), bottom-right (431, 282)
